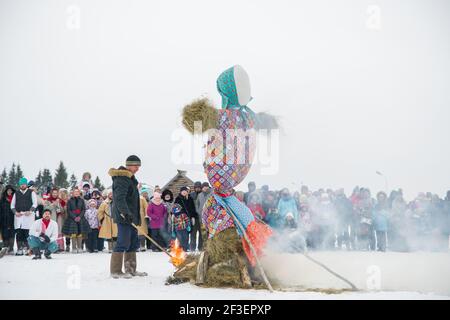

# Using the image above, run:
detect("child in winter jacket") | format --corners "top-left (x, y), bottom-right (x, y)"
top-left (147, 191), bottom-right (168, 251)
top-left (169, 204), bottom-right (191, 251)
top-left (85, 199), bottom-right (100, 253)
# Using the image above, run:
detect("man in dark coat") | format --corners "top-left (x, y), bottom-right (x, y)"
top-left (175, 186), bottom-right (199, 251)
top-left (108, 155), bottom-right (147, 279)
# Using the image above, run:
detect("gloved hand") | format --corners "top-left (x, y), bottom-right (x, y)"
top-left (74, 216), bottom-right (81, 222)
top-left (124, 214), bottom-right (133, 224)
top-left (38, 233), bottom-right (50, 243)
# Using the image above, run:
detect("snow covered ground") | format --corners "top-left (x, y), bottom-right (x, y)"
top-left (0, 251), bottom-right (449, 300)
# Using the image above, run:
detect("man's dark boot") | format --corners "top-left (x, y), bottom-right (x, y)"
top-left (32, 248), bottom-right (41, 260)
top-left (124, 252), bottom-right (147, 277)
top-left (110, 252), bottom-right (132, 279)
top-left (44, 249), bottom-right (52, 259)
top-left (8, 239), bottom-right (14, 254)
top-left (0, 247), bottom-right (7, 259)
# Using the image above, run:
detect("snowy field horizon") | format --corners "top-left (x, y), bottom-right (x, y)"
top-left (1, 251), bottom-right (449, 300)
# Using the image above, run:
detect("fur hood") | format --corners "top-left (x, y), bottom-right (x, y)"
top-left (108, 167), bottom-right (133, 178)
top-left (1, 184), bottom-right (15, 199)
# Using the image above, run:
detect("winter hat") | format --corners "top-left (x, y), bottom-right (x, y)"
top-left (162, 189), bottom-right (173, 202)
top-left (172, 204), bottom-right (182, 215)
top-left (201, 182), bottom-right (210, 188)
top-left (180, 186), bottom-right (189, 193)
top-left (3, 185), bottom-right (14, 193)
top-left (19, 177), bottom-right (27, 186)
top-left (126, 155), bottom-right (141, 166)
top-left (153, 191), bottom-right (162, 199)
top-left (27, 180), bottom-right (35, 187)
top-left (194, 181), bottom-right (202, 188)
top-left (140, 187), bottom-right (149, 195)
top-left (83, 183), bottom-right (91, 189)
top-left (88, 199), bottom-right (97, 207)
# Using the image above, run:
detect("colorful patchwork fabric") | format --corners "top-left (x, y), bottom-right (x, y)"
top-left (203, 109), bottom-right (256, 194)
top-left (172, 212), bottom-right (190, 231)
top-left (202, 194), bottom-right (235, 238)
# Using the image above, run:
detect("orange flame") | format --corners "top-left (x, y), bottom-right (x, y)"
top-left (169, 239), bottom-right (187, 267)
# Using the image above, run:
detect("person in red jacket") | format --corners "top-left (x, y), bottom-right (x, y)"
top-left (248, 193), bottom-right (266, 221)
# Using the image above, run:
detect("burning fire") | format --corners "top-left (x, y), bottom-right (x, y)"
top-left (169, 239), bottom-right (187, 267)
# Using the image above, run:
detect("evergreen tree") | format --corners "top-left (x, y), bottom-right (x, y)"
top-left (1, 168), bottom-right (7, 184)
top-left (54, 161), bottom-right (69, 188)
top-left (35, 170), bottom-right (43, 190)
top-left (94, 176), bottom-right (104, 191)
top-left (16, 164), bottom-right (24, 182)
top-left (41, 169), bottom-right (53, 190)
top-left (69, 173), bottom-right (77, 189)
top-left (7, 163), bottom-right (17, 186)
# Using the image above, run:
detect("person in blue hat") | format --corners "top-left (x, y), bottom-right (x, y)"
top-left (11, 177), bottom-right (38, 255)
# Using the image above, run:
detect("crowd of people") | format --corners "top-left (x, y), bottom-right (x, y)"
top-left (0, 172), bottom-right (213, 258)
top-left (240, 183), bottom-right (450, 253)
top-left (0, 172), bottom-right (449, 259)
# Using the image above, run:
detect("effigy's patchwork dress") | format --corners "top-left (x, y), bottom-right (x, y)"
top-left (202, 67), bottom-right (272, 266)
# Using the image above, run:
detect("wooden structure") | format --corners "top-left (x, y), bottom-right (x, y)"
top-left (161, 169), bottom-right (195, 196)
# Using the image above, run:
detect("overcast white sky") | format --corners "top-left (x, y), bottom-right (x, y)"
top-left (1, 0), bottom-right (449, 199)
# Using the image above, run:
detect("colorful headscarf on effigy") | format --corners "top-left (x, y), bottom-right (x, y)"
top-left (202, 65), bottom-right (272, 266)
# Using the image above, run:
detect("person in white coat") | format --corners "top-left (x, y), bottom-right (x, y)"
top-left (11, 177), bottom-right (38, 255)
top-left (28, 208), bottom-right (59, 259)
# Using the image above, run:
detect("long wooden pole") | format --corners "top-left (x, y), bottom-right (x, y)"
top-left (303, 252), bottom-right (358, 291)
top-left (119, 214), bottom-right (172, 258)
